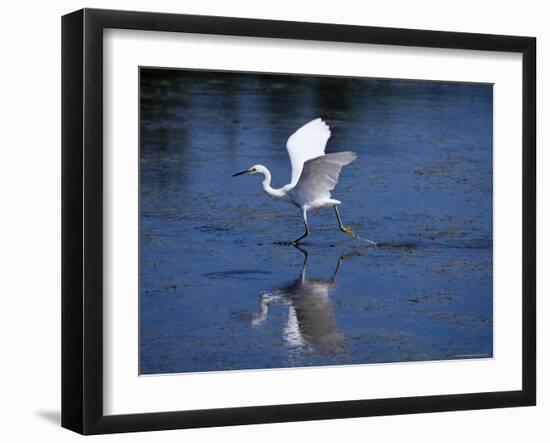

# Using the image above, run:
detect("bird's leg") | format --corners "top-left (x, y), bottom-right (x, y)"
top-left (330, 257), bottom-right (344, 283)
top-left (292, 209), bottom-right (310, 244)
top-left (292, 244), bottom-right (309, 283)
top-left (334, 206), bottom-right (358, 239)
top-left (331, 251), bottom-right (361, 283)
top-left (292, 227), bottom-right (309, 244)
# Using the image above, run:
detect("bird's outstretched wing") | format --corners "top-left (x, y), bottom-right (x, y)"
top-left (287, 118), bottom-right (331, 186)
top-left (292, 152), bottom-right (357, 201)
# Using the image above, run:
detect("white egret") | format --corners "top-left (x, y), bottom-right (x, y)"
top-left (233, 118), bottom-right (359, 244)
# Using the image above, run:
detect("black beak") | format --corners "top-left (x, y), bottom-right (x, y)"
top-left (232, 169), bottom-right (250, 177)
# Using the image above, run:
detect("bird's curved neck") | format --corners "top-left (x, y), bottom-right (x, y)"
top-left (259, 168), bottom-right (285, 199)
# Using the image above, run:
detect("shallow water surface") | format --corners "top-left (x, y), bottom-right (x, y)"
top-left (139, 69), bottom-right (493, 374)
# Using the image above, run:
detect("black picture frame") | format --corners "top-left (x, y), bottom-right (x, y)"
top-left (62, 8), bottom-right (536, 435)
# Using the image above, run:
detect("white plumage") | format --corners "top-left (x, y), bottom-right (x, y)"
top-left (291, 151), bottom-right (357, 207)
top-left (232, 118), bottom-right (358, 243)
top-left (286, 118), bottom-right (332, 186)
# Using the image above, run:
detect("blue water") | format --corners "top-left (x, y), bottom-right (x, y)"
top-left (139, 69), bottom-right (493, 374)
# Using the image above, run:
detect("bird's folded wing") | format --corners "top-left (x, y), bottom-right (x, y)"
top-left (293, 152), bottom-right (357, 200)
top-left (287, 118), bottom-right (331, 186)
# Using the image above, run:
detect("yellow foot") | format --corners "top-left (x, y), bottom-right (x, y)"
top-left (340, 226), bottom-right (359, 239)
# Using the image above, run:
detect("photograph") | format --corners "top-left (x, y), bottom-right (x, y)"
top-left (139, 67), bottom-right (494, 375)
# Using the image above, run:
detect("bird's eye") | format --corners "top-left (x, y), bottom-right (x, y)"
top-left (251, 168), bottom-right (256, 172)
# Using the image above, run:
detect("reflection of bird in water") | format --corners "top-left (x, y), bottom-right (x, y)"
top-left (251, 246), bottom-right (357, 358)
top-left (233, 118), bottom-right (368, 244)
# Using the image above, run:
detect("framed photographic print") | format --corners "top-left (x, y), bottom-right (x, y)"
top-left (62, 8), bottom-right (536, 435)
